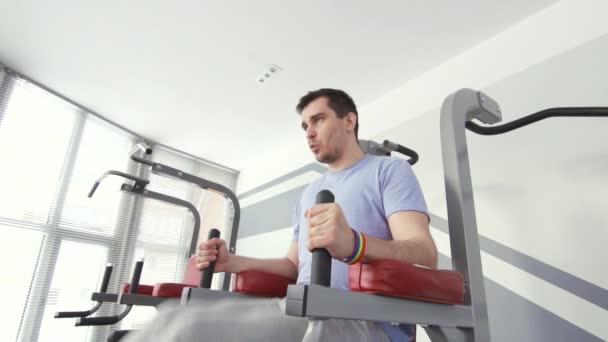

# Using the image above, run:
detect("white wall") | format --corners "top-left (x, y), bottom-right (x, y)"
top-left (237, 0), bottom-right (608, 194)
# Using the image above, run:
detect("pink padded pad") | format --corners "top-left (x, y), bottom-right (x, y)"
top-left (349, 259), bottom-right (465, 304)
top-left (120, 283), bottom-right (154, 295)
top-left (232, 270), bottom-right (295, 297)
top-left (152, 283), bottom-right (196, 298)
top-left (150, 256), bottom-right (199, 298)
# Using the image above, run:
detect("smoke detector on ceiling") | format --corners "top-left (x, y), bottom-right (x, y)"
top-left (257, 64), bottom-right (282, 84)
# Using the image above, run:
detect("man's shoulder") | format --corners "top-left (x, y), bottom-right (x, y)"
top-left (364, 155), bottom-right (411, 172)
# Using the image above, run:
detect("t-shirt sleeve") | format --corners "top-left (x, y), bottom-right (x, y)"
top-left (380, 158), bottom-right (429, 220)
top-left (292, 198), bottom-right (302, 241)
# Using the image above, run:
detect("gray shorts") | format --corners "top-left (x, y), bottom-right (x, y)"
top-left (123, 296), bottom-right (390, 342)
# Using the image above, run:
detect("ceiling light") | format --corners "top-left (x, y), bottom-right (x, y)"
top-left (257, 64), bottom-right (282, 84)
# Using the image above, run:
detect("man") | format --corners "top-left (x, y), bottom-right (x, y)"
top-left (126, 89), bottom-right (437, 342)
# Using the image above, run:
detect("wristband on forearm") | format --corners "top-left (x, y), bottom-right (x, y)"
top-left (343, 228), bottom-right (366, 265)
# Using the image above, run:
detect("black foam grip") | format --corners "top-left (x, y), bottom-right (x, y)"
top-left (76, 316), bottom-right (120, 326)
top-left (396, 145), bottom-right (419, 165)
top-left (200, 228), bottom-right (221, 288)
top-left (100, 265), bottom-right (113, 293)
top-left (55, 310), bottom-right (91, 318)
top-left (311, 190), bottom-right (334, 287)
top-left (88, 182), bottom-right (100, 198)
top-left (128, 261), bottom-right (144, 294)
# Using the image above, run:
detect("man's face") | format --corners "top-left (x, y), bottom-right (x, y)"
top-left (300, 97), bottom-right (352, 164)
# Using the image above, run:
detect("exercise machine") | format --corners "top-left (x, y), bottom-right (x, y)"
top-left (54, 144), bottom-right (241, 340)
top-left (359, 139), bottom-right (419, 164)
top-left (180, 89), bottom-right (607, 342)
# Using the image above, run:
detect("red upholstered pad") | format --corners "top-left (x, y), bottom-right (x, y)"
top-left (120, 283), bottom-right (154, 295)
top-left (149, 256), bottom-right (202, 298)
top-left (349, 259), bottom-right (465, 304)
top-left (232, 270), bottom-right (296, 297)
top-left (152, 283), bottom-right (197, 298)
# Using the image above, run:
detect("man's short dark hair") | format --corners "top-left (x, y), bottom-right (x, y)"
top-left (296, 88), bottom-right (359, 139)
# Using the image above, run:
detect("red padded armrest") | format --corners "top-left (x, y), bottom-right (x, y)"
top-left (232, 270), bottom-right (295, 297)
top-left (120, 283), bottom-right (154, 296)
top-left (349, 259), bottom-right (464, 304)
top-left (152, 283), bottom-right (196, 298)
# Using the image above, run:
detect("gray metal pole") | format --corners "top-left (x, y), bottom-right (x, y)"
top-left (439, 88), bottom-right (501, 342)
top-left (148, 162), bottom-right (240, 291)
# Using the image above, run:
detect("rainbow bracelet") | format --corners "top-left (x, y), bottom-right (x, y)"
top-left (343, 229), bottom-right (366, 265)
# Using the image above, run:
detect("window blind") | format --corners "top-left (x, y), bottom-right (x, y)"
top-left (0, 67), bottom-right (239, 342)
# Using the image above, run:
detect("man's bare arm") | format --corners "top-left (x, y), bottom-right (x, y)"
top-left (362, 211), bottom-right (437, 268)
top-left (218, 240), bottom-right (299, 279)
top-left (230, 240), bottom-right (299, 278)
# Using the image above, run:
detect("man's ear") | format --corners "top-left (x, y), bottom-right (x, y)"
top-left (346, 112), bottom-right (357, 132)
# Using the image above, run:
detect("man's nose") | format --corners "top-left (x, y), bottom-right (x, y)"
top-left (306, 126), bottom-right (316, 139)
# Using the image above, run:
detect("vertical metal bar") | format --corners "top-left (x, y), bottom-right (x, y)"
top-left (182, 160), bottom-right (200, 263)
top-left (440, 88), bottom-right (497, 342)
top-left (17, 112), bottom-right (87, 342)
top-left (97, 148), bottom-right (150, 339)
top-left (150, 163), bottom-right (240, 291)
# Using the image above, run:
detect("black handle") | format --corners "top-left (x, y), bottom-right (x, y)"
top-left (54, 263), bottom-right (113, 319)
top-left (382, 140), bottom-right (419, 165)
top-left (128, 260), bottom-right (144, 294)
top-left (56, 311), bottom-right (83, 319)
top-left (88, 182), bottom-right (100, 198)
top-left (465, 107), bottom-right (608, 135)
top-left (88, 171), bottom-right (150, 198)
top-left (200, 229), bottom-right (221, 288)
top-left (311, 190), bottom-right (334, 287)
top-left (75, 315), bottom-right (120, 326)
top-left (395, 144), bottom-right (419, 165)
top-left (54, 303), bottom-right (101, 318)
top-left (74, 305), bottom-right (133, 326)
top-left (100, 264), bottom-right (113, 293)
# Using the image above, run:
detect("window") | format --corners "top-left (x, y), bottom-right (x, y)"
top-left (0, 80), bottom-right (75, 224)
top-left (38, 241), bottom-right (108, 342)
top-left (0, 68), bottom-right (238, 341)
top-left (0, 225), bottom-right (43, 342)
top-left (58, 117), bottom-right (134, 237)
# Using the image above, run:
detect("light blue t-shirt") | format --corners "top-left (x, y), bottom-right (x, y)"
top-left (292, 154), bottom-right (428, 341)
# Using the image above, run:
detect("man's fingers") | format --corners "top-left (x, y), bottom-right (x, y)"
top-left (306, 204), bottom-right (332, 218)
top-left (196, 255), bottom-right (217, 264)
top-left (198, 238), bottom-right (223, 251)
top-left (197, 248), bottom-right (218, 257)
top-left (307, 235), bottom-right (329, 251)
top-left (307, 211), bottom-right (331, 228)
top-left (307, 221), bottom-right (328, 239)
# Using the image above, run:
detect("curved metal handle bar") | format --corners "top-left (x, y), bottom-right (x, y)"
top-left (466, 107), bottom-right (608, 135)
top-left (89, 170), bottom-right (150, 198)
top-left (121, 184), bottom-right (202, 256)
top-left (383, 140), bottom-right (420, 165)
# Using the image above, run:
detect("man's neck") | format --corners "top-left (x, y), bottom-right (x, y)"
top-left (327, 141), bottom-right (365, 172)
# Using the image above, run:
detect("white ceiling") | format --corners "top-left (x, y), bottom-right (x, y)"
top-left (0, 0), bottom-right (557, 171)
